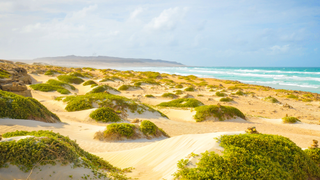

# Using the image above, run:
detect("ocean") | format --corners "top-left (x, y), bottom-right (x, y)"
top-left (113, 67), bottom-right (320, 94)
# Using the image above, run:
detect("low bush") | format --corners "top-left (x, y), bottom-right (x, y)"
top-left (118, 85), bottom-right (140, 91)
top-left (132, 78), bottom-right (159, 85)
top-left (282, 116), bottom-right (300, 123)
top-left (174, 134), bottom-right (320, 179)
top-left (158, 98), bottom-right (204, 108)
top-left (57, 75), bottom-right (84, 84)
top-left (1, 130), bottom-right (127, 179)
top-left (30, 83), bottom-right (71, 94)
top-left (140, 120), bottom-right (157, 136)
top-left (100, 76), bottom-right (123, 82)
top-left (287, 94), bottom-right (299, 99)
top-left (175, 84), bottom-right (183, 88)
top-left (95, 121), bottom-right (169, 141)
top-left (44, 69), bottom-right (57, 75)
top-left (304, 148), bottom-right (320, 165)
top-left (145, 94), bottom-right (155, 98)
top-left (264, 96), bottom-right (279, 103)
top-left (220, 97), bottom-right (233, 102)
top-left (87, 85), bottom-right (119, 94)
top-left (175, 90), bottom-right (183, 95)
top-left (59, 93), bottom-right (143, 114)
top-left (0, 90), bottom-right (60, 122)
top-left (162, 93), bottom-right (178, 99)
top-left (185, 87), bottom-right (195, 92)
top-left (235, 90), bottom-right (244, 96)
top-left (90, 107), bottom-right (121, 123)
top-left (83, 80), bottom-right (97, 86)
top-left (215, 91), bottom-right (226, 97)
top-left (103, 123), bottom-right (136, 139)
top-left (194, 105), bottom-right (245, 122)
top-left (0, 69), bottom-right (11, 78)
top-left (46, 79), bottom-right (76, 90)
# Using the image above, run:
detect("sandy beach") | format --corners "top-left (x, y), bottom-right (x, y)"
top-left (1, 67), bottom-right (320, 180)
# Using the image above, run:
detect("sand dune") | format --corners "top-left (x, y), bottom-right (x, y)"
top-left (95, 131), bottom-right (243, 180)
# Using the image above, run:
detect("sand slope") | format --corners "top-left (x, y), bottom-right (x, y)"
top-left (95, 131), bottom-right (243, 180)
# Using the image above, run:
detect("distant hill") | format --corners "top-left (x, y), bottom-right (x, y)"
top-left (26, 55), bottom-right (185, 67)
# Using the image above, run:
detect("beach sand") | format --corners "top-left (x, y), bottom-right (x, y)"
top-left (1, 72), bottom-right (320, 180)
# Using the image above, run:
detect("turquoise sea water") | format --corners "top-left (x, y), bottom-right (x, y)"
top-left (114, 67), bottom-right (320, 94)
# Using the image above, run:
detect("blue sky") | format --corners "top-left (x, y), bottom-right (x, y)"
top-left (0, 0), bottom-right (319, 66)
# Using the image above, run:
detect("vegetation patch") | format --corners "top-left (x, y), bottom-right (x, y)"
top-left (175, 90), bottom-right (183, 95)
top-left (46, 79), bottom-right (76, 90)
top-left (264, 96), bottom-right (279, 103)
top-left (44, 69), bottom-right (59, 75)
top-left (185, 87), bottom-right (195, 92)
top-left (219, 97), bottom-right (233, 102)
top-left (94, 120), bottom-right (169, 141)
top-left (88, 85), bottom-right (119, 94)
top-left (30, 83), bottom-right (71, 94)
top-left (145, 94), bottom-right (155, 98)
top-left (174, 133), bottom-right (320, 180)
top-left (90, 107), bottom-right (121, 123)
top-left (58, 93), bottom-right (147, 117)
top-left (57, 75), bottom-right (84, 84)
top-left (215, 91), bottom-right (226, 97)
top-left (282, 116), bottom-right (300, 123)
top-left (118, 85), bottom-right (141, 91)
top-left (175, 84), bottom-right (183, 88)
top-left (83, 80), bottom-right (97, 86)
top-left (304, 148), bottom-right (320, 165)
top-left (287, 94), bottom-right (299, 99)
top-left (194, 105), bottom-right (245, 122)
top-left (132, 78), bottom-right (159, 85)
top-left (0, 69), bottom-right (10, 79)
top-left (0, 90), bottom-right (60, 122)
top-left (158, 98), bottom-right (204, 108)
top-left (100, 76), bottom-right (123, 82)
top-left (1, 130), bottom-right (128, 179)
top-left (162, 93), bottom-right (178, 99)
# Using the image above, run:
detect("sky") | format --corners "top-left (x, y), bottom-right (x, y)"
top-left (0, 0), bottom-right (319, 67)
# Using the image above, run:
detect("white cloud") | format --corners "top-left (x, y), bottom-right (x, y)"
top-left (270, 44), bottom-right (290, 54)
top-left (145, 7), bottom-right (188, 31)
top-left (130, 7), bottom-right (144, 20)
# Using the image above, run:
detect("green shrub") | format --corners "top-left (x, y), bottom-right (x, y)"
top-left (0, 69), bottom-right (11, 78)
top-left (287, 94), bottom-right (299, 99)
top-left (1, 130), bottom-right (127, 179)
top-left (138, 71), bottom-right (161, 79)
top-left (235, 90), bottom-right (244, 96)
top-left (185, 87), bottom-right (195, 92)
top-left (118, 85), bottom-right (140, 91)
top-left (264, 96), bottom-right (279, 103)
top-left (194, 105), bottom-right (245, 122)
top-left (100, 76), bottom-right (123, 82)
top-left (140, 120), bottom-right (157, 136)
top-left (132, 78), bottom-right (159, 85)
top-left (90, 107), bottom-right (121, 123)
top-left (175, 84), bottom-right (183, 88)
top-left (174, 134), bottom-right (320, 180)
top-left (0, 90), bottom-right (60, 122)
top-left (158, 98), bottom-right (204, 108)
top-left (228, 85), bottom-right (242, 90)
top-left (162, 93), bottom-right (178, 99)
top-left (175, 90), bottom-right (183, 95)
top-left (220, 97), bottom-right (233, 102)
top-left (57, 75), bottom-right (84, 84)
top-left (87, 85), bottom-right (119, 94)
top-left (46, 79), bottom-right (76, 90)
top-left (30, 84), bottom-right (71, 94)
top-left (282, 116), bottom-right (300, 123)
top-left (83, 80), bottom-right (97, 86)
top-left (61, 93), bottom-right (142, 113)
top-left (44, 70), bottom-right (57, 75)
top-left (304, 148), bottom-right (320, 165)
top-left (215, 91), bottom-right (226, 97)
top-left (145, 94), bottom-right (155, 98)
top-left (104, 123), bottom-right (136, 138)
